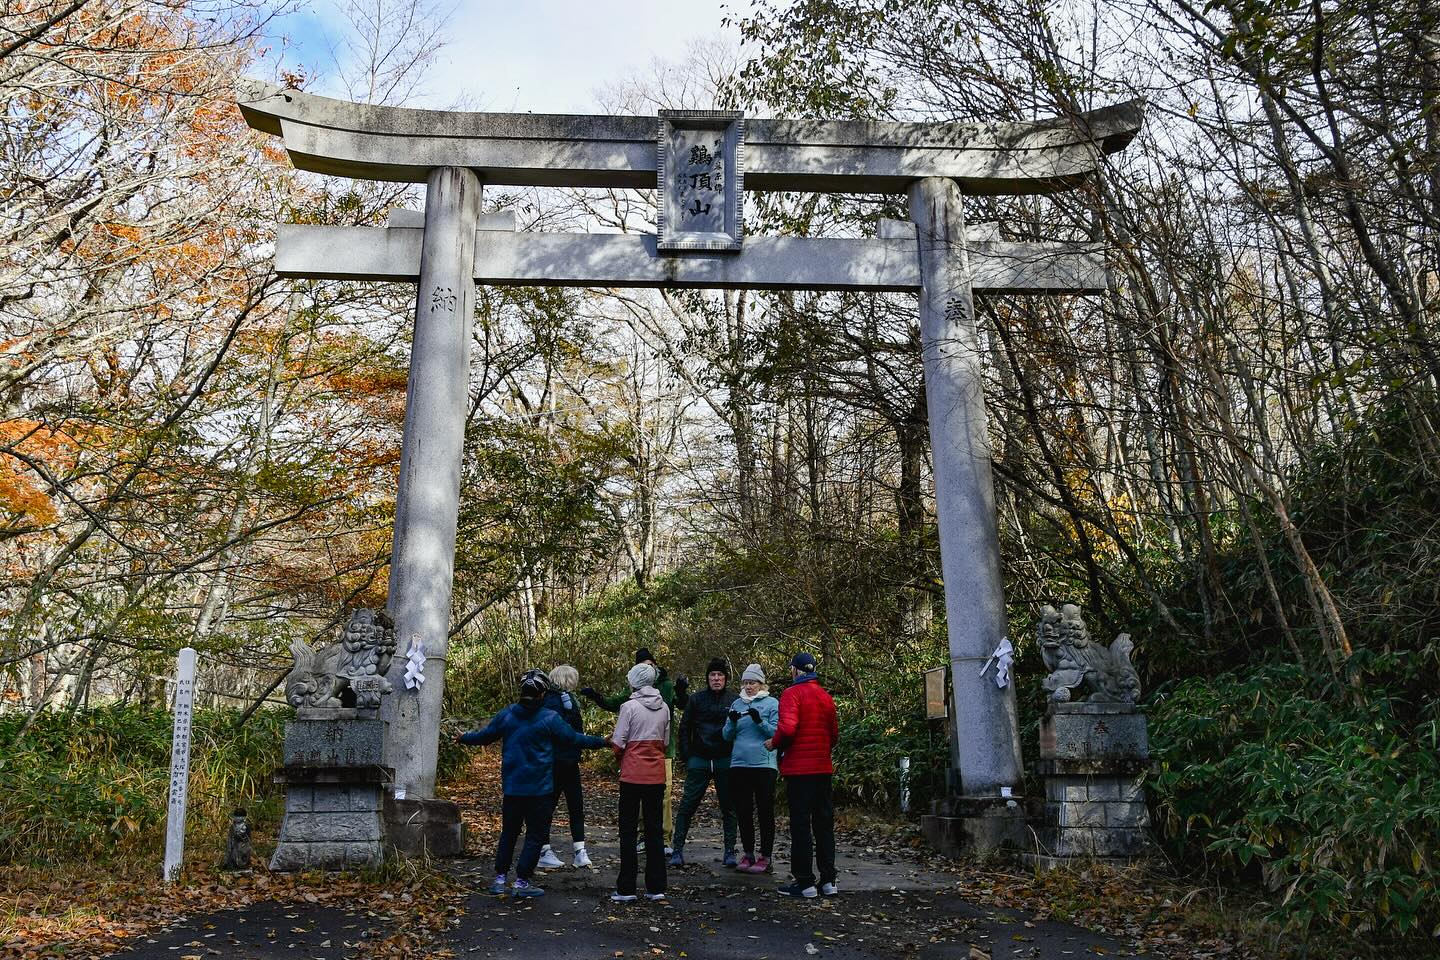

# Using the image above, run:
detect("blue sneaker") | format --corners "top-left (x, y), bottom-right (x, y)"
top-left (722, 850), bottom-right (738, 868)
top-left (667, 850), bottom-right (684, 867)
top-left (486, 874), bottom-right (507, 896)
top-left (777, 881), bottom-right (817, 898)
top-left (511, 878), bottom-right (544, 897)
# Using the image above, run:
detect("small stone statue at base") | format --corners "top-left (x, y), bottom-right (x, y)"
top-left (221, 808), bottom-right (252, 871)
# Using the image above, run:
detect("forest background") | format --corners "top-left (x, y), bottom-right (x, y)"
top-left (1, 0), bottom-right (1438, 949)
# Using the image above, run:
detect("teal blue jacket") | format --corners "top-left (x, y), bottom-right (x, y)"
top-left (722, 692), bottom-right (779, 770)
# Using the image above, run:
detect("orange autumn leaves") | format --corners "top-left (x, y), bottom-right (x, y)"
top-left (0, 420), bottom-right (85, 527)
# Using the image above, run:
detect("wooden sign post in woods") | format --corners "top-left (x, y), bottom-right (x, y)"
top-left (239, 82), bottom-right (1142, 853)
top-left (163, 646), bottom-right (196, 882)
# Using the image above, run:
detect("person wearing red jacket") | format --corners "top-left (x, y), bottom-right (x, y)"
top-left (765, 651), bottom-right (838, 898)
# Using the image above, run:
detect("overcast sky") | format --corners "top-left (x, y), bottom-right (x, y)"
top-left (273, 0), bottom-right (743, 113)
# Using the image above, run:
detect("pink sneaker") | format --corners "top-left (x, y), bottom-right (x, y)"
top-left (737, 854), bottom-right (755, 871)
top-left (746, 855), bottom-right (770, 874)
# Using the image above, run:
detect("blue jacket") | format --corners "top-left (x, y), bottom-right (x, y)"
top-left (722, 692), bottom-right (779, 770)
top-left (543, 689), bottom-right (585, 763)
top-left (460, 700), bottom-right (606, 795)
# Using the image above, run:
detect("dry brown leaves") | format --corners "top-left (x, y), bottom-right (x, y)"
top-left (834, 811), bottom-right (1286, 960)
top-left (0, 848), bottom-right (466, 959)
top-left (0, 750), bottom-right (566, 960)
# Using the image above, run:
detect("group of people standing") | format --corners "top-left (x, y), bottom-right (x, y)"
top-left (457, 647), bottom-right (839, 902)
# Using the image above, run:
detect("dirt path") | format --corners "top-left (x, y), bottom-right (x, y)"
top-left (442, 827), bottom-right (1143, 960)
top-left (105, 759), bottom-right (1152, 959)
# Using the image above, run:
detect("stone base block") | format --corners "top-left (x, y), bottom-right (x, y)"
top-left (1029, 761), bottom-right (1155, 864)
top-left (1039, 702), bottom-right (1149, 763)
top-left (1033, 823), bottom-right (1152, 857)
top-left (270, 719), bottom-right (391, 872)
top-left (922, 795), bottom-right (1026, 858)
top-left (385, 797), bottom-right (466, 858)
top-left (270, 839), bottom-right (385, 871)
top-left (270, 781), bottom-right (387, 871)
top-left (1032, 702), bottom-right (1155, 866)
top-left (283, 716), bottom-right (386, 768)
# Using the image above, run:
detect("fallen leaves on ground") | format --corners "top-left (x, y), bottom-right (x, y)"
top-left (0, 843), bottom-right (466, 959)
top-left (0, 752), bottom-right (1376, 960)
top-left (834, 810), bottom-right (1312, 960)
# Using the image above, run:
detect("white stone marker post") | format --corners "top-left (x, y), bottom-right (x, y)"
top-left (382, 166), bottom-right (482, 798)
top-left (909, 177), bottom-right (1023, 796)
top-left (163, 646), bottom-right (197, 882)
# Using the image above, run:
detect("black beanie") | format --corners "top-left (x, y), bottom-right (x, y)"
top-left (706, 657), bottom-right (730, 678)
top-left (634, 647), bottom-right (654, 665)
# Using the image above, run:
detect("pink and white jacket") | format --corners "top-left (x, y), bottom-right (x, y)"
top-left (611, 685), bottom-right (671, 784)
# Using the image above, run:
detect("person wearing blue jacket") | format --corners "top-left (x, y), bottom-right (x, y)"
top-left (723, 663), bottom-right (780, 874)
top-left (457, 669), bottom-right (607, 897)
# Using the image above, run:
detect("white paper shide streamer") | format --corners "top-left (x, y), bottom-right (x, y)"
top-left (403, 634), bottom-right (426, 690)
top-left (979, 638), bottom-right (1014, 689)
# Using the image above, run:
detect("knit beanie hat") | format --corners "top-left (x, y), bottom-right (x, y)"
top-left (741, 663), bottom-right (766, 684)
top-left (706, 657), bottom-right (730, 678)
top-left (627, 662), bottom-right (658, 690)
top-left (634, 647), bottom-right (654, 665)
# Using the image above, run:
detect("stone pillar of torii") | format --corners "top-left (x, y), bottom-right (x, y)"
top-left (240, 83), bottom-right (1142, 851)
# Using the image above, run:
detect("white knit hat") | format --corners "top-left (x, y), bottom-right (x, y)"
top-left (627, 662), bottom-right (658, 690)
top-left (741, 663), bottom-right (766, 683)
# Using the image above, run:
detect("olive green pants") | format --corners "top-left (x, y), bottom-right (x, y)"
top-left (671, 757), bottom-right (737, 855)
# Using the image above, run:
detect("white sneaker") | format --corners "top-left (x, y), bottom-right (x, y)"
top-left (610, 891), bottom-right (638, 902)
top-left (573, 847), bottom-right (593, 869)
top-left (645, 891), bottom-right (667, 901)
top-left (536, 846), bottom-right (564, 869)
top-left (821, 881), bottom-right (838, 897)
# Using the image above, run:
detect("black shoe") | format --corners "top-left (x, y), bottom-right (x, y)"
top-left (777, 881), bottom-right (817, 898)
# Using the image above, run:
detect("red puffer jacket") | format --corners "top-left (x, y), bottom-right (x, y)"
top-left (773, 675), bottom-right (838, 776)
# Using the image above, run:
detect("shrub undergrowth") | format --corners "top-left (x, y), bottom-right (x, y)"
top-left (0, 706), bottom-right (285, 865)
top-left (1147, 663), bottom-right (1440, 938)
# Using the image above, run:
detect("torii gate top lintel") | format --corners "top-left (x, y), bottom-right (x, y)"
top-left (237, 80), bottom-right (1142, 195)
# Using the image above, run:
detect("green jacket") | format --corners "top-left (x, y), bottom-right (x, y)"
top-left (587, 669), bottom-right (683, 758)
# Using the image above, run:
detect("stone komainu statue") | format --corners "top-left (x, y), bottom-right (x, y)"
top-left (284, 609), bottom-right (397, 710)
top-left (1038, 603), bottom-right (1141, 704)
top-left (222, 808), bottom-right (252, 870)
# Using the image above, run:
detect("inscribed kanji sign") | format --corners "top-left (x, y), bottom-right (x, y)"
top-left (657, 110), bottom-right (744, 252)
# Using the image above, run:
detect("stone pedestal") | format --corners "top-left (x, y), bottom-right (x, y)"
top-left (384, 796), bottom-right (466, 858)
top-left (921, 794), bottom-right (1026, 858)
top-left (270, 711), bottom-right (392, 871)
top-left (1025, 702), bottom-right (1154, 869)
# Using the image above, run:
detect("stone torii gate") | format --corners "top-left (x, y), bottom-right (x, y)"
top-left (239, 82), bottom-right (1142, 853)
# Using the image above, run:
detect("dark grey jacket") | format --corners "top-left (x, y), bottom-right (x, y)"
top-left (678, 686), bottom-right (737, 761)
